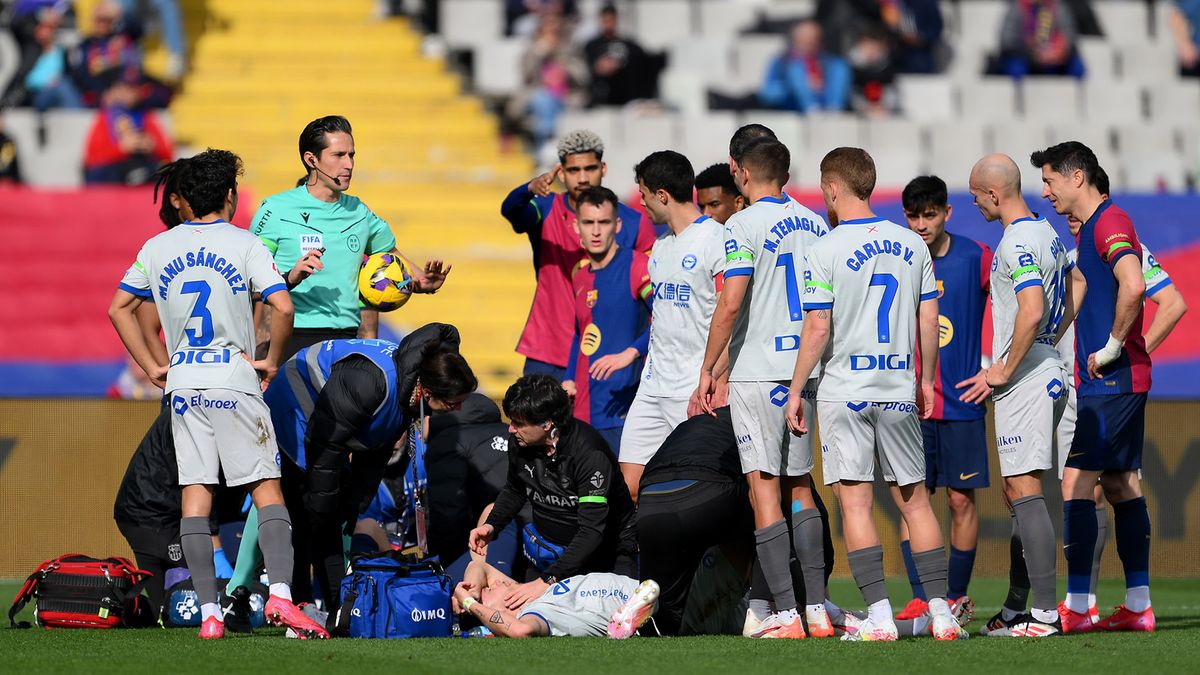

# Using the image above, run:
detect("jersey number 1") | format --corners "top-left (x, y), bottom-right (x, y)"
top-left (775, 253), bottom-right (803, 322)
top-left (181, 280), bottom-right (214, 347)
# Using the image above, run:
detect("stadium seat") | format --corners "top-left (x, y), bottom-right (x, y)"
top-left (1114, 124), bottom-right (1187, 190)
top-left (945, 44), bottom-right (987, 82)
top-left (681, 112), bottom-right (738, 169)
top-left (631, 0), bottom-right (694, 51)
top-left (660, 69), bottom-right (709, 115)
top-left (959, 77), bottom-right (1018, 122)
top-left (1120, 153), bottom-right (1187, 192)
top-left (925, 121), bottom-right (988, 189)
top-left (696, 0), bottom-right (760, 38)
top-left (4, 108), bottom-right (92, 188)
top-left (667, 37), bottom-right (734, 85)
top-left (556, 108), bottom-right (619, 149)
top-left (1020, 77), bottom-right (1081, 121)
top-left (1116, 125), bottom-right (1177, 159)
top-left (896, 75), bottom-right (956, 122)
top-left (797, 114), bottom-right (862, 186)
top-left (1048, 123), bottom-right (1114, 164)
top-left (742, 111), bottom-right (806, 158)
top-left (1083, 81), bottom-right (1143, 124)
top-left (956, 0), bottom-right (1007, 52)
top-left (1148, 81), bottom-right (1200, 122)
top-left (439, 0), bottom-right (503, 50)
top-left (1076, 37), bottom-right (1117, 82)
top-left (760, 0), bottom-right (818, 21)
top-left (989, 121), bottom-right (1050, 193)
top-left (733, 34), bottom-right (787, 92)
top-left (473, 38), bottom-right (526, 98)
top-left (0, 30), bottom-right (18, 102)
top-left (863, 119), bottom-right (925, 187)
top-left (1119, 43), bottom-right (1179, 83)
top-left (619, 110), bottom-right (680, 160)
top-left (1094, 0), bottom-right (1152, 46)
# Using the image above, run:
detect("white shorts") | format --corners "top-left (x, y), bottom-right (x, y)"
top-left (730, 379), bottom-right (815, 477)
top-left (618, 394), bottom-right (689, 465)
top-left (169, 388), bottom-right (282, 486)
top-left (993, 366), bottom-right (1068, 478)
top-left (816, 401), bottom-right (924, 486)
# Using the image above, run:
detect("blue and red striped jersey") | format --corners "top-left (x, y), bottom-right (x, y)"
top-left (931, 233), bottom-right (992, 420)
top-left (1074, 200), bottom-right (1152, 395)
top-left (566, 246), bottom-right (653, 429)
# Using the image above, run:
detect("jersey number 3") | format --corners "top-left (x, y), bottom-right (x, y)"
top-left (181, 280), bottom-right (215, 347)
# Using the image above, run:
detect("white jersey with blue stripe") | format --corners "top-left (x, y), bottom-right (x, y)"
top-left (804, 217), bottom-right (936, 403)
top-left (119, 220), bottom-right (287, 394)
top-left (989, 216), bottom-right (1071, 397)
top-left (724, 194), bottom-right (829, 381)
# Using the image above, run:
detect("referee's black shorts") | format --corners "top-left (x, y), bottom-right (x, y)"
top-left (285, 328), bottom-right (358, 360)
top-left (636, 479), bottom-right (753, 636)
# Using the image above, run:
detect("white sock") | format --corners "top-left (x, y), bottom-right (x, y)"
top-left (200, 602), bottom-right (222, 622)
top-left (927, 597), bottom-right (951, 618)
top-left (748, 599), bottom-right (772, 621)
top-left (1087, 593), bottom-right (1097, 610)
top-left (270, 583), bottom-right (292, 601)
top-left (867, 599), bottom-right (892, 625)
top-left (1031, 607), bottom-right (1058, 623)
top-left (1065, 592), bottom-right (1090, 613)
top-left (805, 604), bottom-right (827, 622)
top-left (1125, 586), bottom-right (1151, 613)
top-left (776, 607), bottom-right (798, 623)
top-left (1001, 606), bottom-right (1021, 622)
top-left (823, 599), bottom-right (845, 622)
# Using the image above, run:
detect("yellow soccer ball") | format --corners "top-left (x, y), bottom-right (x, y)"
top-left (358, 252), bottom-right (413, 311)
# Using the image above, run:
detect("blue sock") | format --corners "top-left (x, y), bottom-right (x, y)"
top-left (947, 546), bottom-right (976, 600)
top-left (1112, 496), bottom-right (1151, 589)
top-left (1064, 499), bottom-right (1099, 595)
top-left (900, 539), bottom-right (926, 601)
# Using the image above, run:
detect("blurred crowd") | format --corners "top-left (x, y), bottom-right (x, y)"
top-left (0, 0), bottom-right (181, 184)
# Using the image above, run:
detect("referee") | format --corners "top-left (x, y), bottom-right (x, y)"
top-left (252, 115), bottom-right (450, 356)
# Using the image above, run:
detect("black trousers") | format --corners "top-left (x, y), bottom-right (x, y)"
top-left (636, 480), bottom-right (754, 636)
top-left (285, 328), bottom-right (358, 361)
top-left (116, 520), bottom-right (183, 621)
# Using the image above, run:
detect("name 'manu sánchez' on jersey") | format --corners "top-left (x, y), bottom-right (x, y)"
top-left (845, 238), bottom-right (917, 271)
top-left (761, 214), bottom-right (827, 253)
top-left (156, 247), bottom-right (249, 300)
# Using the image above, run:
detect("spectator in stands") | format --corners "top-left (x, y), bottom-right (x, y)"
top-left (0, 117), bottom-right (20, 183)
top-left (508, 0), bottom-right (579, 38)
top-left (1169, 0), bottom-right (1200, 77)
top-left (22, 8), bottom-right (83, 111)
top-left (82, 69), bottom-right (173, 184)
top-left (508, 12), bottom-right (588, 150)
top-left (848, 27), bottom-right (899, 117)
top-left (73, 1), bottom-right (143, 106)
top-left (998, 0), bottom-right (1086, 79)
top-left (883, 0), bottom-right (946, 74)
top-left (116, 0), bottom-right (186, 80)
top-left (758, 19), bottom-right (851, 114)
top-left (583, 4), bottom-right (653, 107)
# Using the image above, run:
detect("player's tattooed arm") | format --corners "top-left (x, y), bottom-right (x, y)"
top-left (489, 611), bottom-right (505, 626)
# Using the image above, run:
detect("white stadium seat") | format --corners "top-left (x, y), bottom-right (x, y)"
top-left (989, 122), bottom-right (1051, 194)
top-left (958, 77), bottom-right (1018, 122)
top-left (696, 0), bottom-right (760, 38)
top-left (1119, 43), bottom-right (1179, 83)
top-left (925, 121), bottom-right (988, 189)
top-left (956, 0), bottom-right (1007, 52)
top-left (473, 38), bottom-right (525, 97)
top-left (439, 0), bottom-right (502, 49)
top-left (1083, 81), bottom-right (1143, 124)
top-left (619, 110), bottom-right (680, 159)
top-left (741, 111), bottom-right (806, 158)
top-left (667, 38), bottom-right (734, 85)
top-left (1047, 123), bottom-right (1114, 165)
top-left (681, 112), bottom-right (739, 169)
top-left (1077, 37), bottom-right (1117, 82)
top-left (1020, 77), bottom-right (1081, 121)
top-left (631, 0), bottom-right (694, 51)
top-left (1094, 0), bottom-right (1151, 46)
top-left (1148, 81), bottom-right (1200, 122)
top-left (896, 75), bottom-right (956, 122)
top-left (4, 108), bottom-right (93, 188)
top-left (555, 108), bottom-right (619, 149)
top-left (732, 34), bottom-right (787, 91)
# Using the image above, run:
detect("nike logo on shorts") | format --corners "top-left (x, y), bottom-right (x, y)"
top-left (1068, 452), bottom-right (1085, 458)
top-left (959, 472), bottom-right (979, 481)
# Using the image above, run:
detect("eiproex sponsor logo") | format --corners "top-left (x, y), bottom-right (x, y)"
top-left (849, 353), bottom-right (911, 371)
top-left (171, 348), bottom-right (234, 366)
top-left (996, 435), bottom-right (1024, 453)
top-left (530, 492), bottom-right (578, 508)
top-left (410, 607), bottom-right (447, 622)
top-left (184, 395), bottom-right (239, 411)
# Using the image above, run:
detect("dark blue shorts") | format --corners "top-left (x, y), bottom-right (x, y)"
top-left (523, 357), bottom-right (565, 381)
top-left (1067, 393), bottom-right (1146, 472)
top-left (921, 418), bottom-right (990, 489)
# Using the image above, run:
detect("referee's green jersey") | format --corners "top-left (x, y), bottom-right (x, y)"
top-left (251, 186), bottom-right (397, 329)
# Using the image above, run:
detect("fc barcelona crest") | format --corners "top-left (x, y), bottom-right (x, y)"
top-left (586, 289), bottom-right (599, 308)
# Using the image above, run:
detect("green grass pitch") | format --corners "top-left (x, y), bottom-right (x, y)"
top-left (3, 578), bottom-right (1198, 674)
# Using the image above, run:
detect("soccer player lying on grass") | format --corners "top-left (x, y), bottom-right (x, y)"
top-left (451, 560), bottom-right (659, 639)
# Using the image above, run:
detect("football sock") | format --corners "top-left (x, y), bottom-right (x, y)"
top-left (1064, 498), bottom-right (1099, 613)
top-left (1090, 505), bottom-right (1108, 602)
top-left (823, 599), bottom-right (845, 623)
top-left (754, 520), bottom-right (796, 612)
top-left (1031, 607), bottom-right (1058, 623)
top-left (269, 583), bottom-right (292, 601)
top-left (200, 602), bottom-right (221, 623)
top-left (848, 545), bottom-right (888, 607)
top-left (1005, 514), bottom-right (1030, 613)
top-left (226, 506), bottom-right (262, 595)
top-left (258, 504), bottom-right (295, 589)
top-left (1112, 496), bottom-right (1151, 612)
top-left (947, 546), bottom-right (976, 600)
top-left (749, 560), bottom-right (772, 620)
top-left (912, 547), bottom-right (948, 601)
top-left (900, 539), bottom-right (927, 601)
top-left (790, 507), bottom-right (827, 606)
top-left (867, 598), bottom-right (893, 625)
top-left (749, 599), bottom-right (772, 622)
top-left (811, 488), bottom-right (835, 586)
top-left (1012, 495), bottom-right (1057, 613)
top-left (181, 516), bottom-right (218, 609)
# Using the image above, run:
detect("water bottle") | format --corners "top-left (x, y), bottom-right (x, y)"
top-left (462, 626), bottom-right (494, 638)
